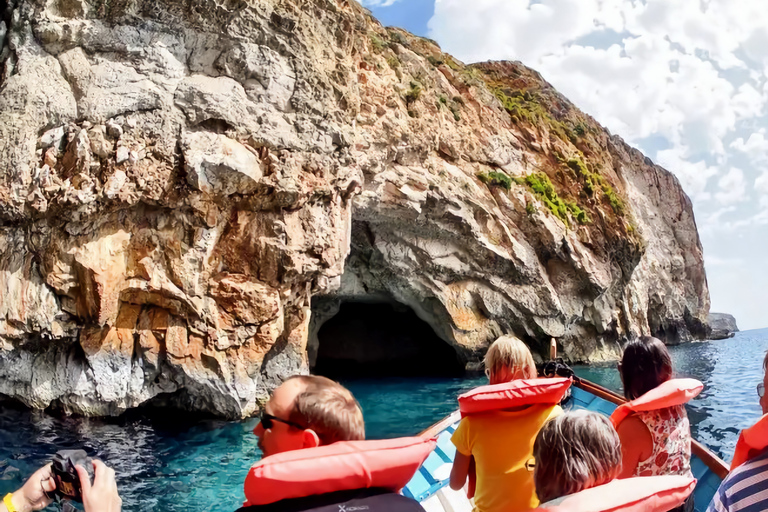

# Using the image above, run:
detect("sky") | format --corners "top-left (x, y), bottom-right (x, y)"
top-left (360, 0), bottom-right (768, 331)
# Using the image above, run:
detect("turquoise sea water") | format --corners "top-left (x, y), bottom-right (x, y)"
top-left (1, 328), bottom-right (766, 511)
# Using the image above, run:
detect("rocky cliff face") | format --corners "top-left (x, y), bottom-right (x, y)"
top-left (707, 313), bottom-right (739, 340)
top-left (0, 0), bottom-right (709, 417)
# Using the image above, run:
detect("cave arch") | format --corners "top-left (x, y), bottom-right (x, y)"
top-left (310, 299), bottom-right (465, 379)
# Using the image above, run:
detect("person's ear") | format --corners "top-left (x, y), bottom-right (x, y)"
top-left (302, 429), bottom-right (321, 449)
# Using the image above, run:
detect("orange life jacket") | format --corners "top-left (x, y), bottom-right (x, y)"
top-left (731, 414), bottom-right (768, 470)
top-left (243, 437), bottom-right (436, 507)
top-left (610, 378), bottom-right (703, 429)
top-left (458, 377), bottom-right (572, 417)
top-left (530, 475), bottom-right (696, 512)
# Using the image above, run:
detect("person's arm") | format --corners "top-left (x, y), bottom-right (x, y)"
top-left (616, 415), bottom-right (653, 479)
top-left (449, 418), bottom-right (473, 491)
top-left (76, 460), bottom-right (122, 512)
top-left (450, 451), bottom-right (471, 490)
top-left (1, 464), bottom-right (56, 512)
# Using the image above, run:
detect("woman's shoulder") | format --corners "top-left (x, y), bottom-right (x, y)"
top-left (617, 413), bottom-right (652, 440)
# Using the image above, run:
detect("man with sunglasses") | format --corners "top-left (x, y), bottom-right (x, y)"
top-left (707, 353), bottom-right (768, 512)
top-left (240, 376), bottom-right (428, 512)
top-left (253, 375), bottom-right (364, 457)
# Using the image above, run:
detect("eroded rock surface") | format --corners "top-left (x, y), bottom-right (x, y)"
top-left (0, 0), bottom-right (709, 417)
top-left (707, 313), bottom-right (739, 340)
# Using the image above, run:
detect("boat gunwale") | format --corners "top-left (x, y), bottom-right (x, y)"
top-left (419, 410), bottom-right (460, 439)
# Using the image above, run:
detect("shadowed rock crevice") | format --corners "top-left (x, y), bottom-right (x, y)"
top-left (312, 301), bottom-right (464, 379)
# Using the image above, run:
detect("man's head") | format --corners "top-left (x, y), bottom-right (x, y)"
top-left (761, 352), bottom-right (768, 415)
top-left (254, 375), bottom-right (365, 457)
top-left (484, 335), bottom-right (537, 385)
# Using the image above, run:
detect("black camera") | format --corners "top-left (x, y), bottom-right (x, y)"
top-left (51, 450), bottom-right (94, 502)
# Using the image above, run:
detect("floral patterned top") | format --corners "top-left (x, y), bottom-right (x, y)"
top-left (634, 404), bottom-right (693, 478)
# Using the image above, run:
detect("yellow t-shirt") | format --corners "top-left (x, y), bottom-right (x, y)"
top-left (451, 404), bottom-right (563, 512)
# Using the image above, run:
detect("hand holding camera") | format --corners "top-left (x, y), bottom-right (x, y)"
top-left (51, 450), bottom-right (94, 503)
top-left (75, 461), bottom-right (121, 512)
top-left (2, 452), bottom-right (121, 512)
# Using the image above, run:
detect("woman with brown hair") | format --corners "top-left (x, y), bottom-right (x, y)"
top-left (616, 336), bottom-right (693, 482)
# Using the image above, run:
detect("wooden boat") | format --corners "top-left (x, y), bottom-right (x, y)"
top-left (402, 378), bottom-right (729, 512)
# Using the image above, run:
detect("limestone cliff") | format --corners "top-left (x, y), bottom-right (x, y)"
top-left (707, 313), bottom-right (739, 340)
top-left (0, 0), bottom-right (709, 417)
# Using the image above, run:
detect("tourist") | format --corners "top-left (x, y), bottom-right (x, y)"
top-left (1, 460), bottom-right (121, 512)
top-left (706, 351), bottom-right (768, 512)
top-left (616, 337), bottom-right (693, 478)
top-left (533, 410), bottom-right (621, 505)
top-left (240, 375), bottom-right (426, 512)
top-left (612, 336), bottom-right (695, 512)
top-left (252, 375), bottom-right (365, 457)
top-left (533, 410), bottom-right (695, 512)
top-left (449, 335), bottom-right (562, 512)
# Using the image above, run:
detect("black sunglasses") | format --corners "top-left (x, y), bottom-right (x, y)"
top-left (260, 411), bottom-right (306, 430)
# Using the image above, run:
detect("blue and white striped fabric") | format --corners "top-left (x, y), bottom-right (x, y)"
top-left (707, 449), bottom-right (768, 512)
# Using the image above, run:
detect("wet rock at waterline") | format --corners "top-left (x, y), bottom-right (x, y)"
top-left (707, 313), bottom-right (739, 340)
top-left (0, 0), bottom-right (709, 417)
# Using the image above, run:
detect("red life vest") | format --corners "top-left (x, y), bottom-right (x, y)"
top-left (610, 378), bottom-right (703, 429)
top-left (243, 437), bottom-right (436, 507)
top-left (458, 377), bottom-right (572, 417)
top-left (731, 414), bottom-right (768, 470)
top-left (531, 475), bottom-right (696, 512)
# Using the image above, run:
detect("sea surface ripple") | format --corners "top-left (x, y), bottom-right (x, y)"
top-left (1, 329), bottom-right (765, 511)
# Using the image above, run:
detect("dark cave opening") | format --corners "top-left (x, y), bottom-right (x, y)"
top-left (312, 301), bottom-right (465, 379)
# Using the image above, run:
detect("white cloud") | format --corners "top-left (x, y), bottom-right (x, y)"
top-left (756, 169), bottom-right (768, 195)
top-left (715, 168), bottom-right (747, 205)
top-left (731, 129), bottom-right (768, 163)
top-left (656, 147), bottom-right (718, 203)
top-left (732, 84), bottom-right (765, 119)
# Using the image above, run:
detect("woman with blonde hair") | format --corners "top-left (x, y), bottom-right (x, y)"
top-left (482, 334), bottom-right (537, 383)
top-left (450, 335), bottom-right (561, 512)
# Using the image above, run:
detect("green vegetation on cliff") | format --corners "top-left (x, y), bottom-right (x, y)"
top-left (478, 171), bottom-right (512, 190)
top-left (478, 170), bottom-right (590, 226)
top-left (523, 173), bottom-right (590, 226)
top-left (566, 157), bottom-right (625, 214)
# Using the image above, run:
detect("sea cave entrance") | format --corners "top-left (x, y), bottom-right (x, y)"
top-left (310, 300), bottom-right (465, 379)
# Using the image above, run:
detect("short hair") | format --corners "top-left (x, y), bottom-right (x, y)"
top-left (533, 410), bottom-right (622, 503)
top-left (763, 350), bottom-right (768, 371)
top-left (285, 375), bottom-right (365, 445)
top-left (620, 336), bottom-right (673, 400)
top-left (484, 335), bottom-right (537, 382)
